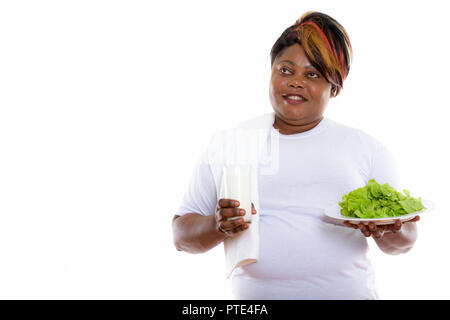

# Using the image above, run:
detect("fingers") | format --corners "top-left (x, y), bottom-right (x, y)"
top-left (343, 222), bottom-right (386, 237)
top-left (216, 199), bottom-right (256, 220)
top-left (221, 217), bottom-right (246, 231)
top-left (218, 207), bottom-right (246, 221)
top-left (406, 215), bottom-right (420, 223)
top-left (348, 215), bottom-right (421, 239)
top-left (343, 221), bottom-right (358, 229)
top-left (218, 218), bottom-right (249, 236)
top-left (389, 219), bottom-right (402, 233)
top-left (358, 223), bottom-right (371, 237)
top-left (387, 216), bottom-right (419, 233)
top-left (358, 222), bottom-right (390, 239)
top-left (368, 223), bottom-right (384, 239)
top-left (251, 202), bottom-right (257, 215)
top-left (216, 198), bottom-right (253, 236)
top-left (216, 198), bottom-right (242, 221)
top-left (368, 223), bottom-right (379, 238)
top-left (218, 198), bottom-right (240, 209)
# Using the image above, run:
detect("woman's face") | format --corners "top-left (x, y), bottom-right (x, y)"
top-left (269, 43), bottom-right (333, 126)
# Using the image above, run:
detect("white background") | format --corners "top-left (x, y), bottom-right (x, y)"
top-left (0, 0), bottom-right (449, 299)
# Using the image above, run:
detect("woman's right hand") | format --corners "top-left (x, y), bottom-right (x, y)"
top-left (215, 198), bottom-right (256, 237)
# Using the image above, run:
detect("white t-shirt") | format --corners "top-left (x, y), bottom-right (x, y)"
top-left (175, 116), bottom-right (400, 300)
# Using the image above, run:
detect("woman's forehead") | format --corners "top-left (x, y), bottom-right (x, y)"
top-left (275, 44), bottom-right (314, 68)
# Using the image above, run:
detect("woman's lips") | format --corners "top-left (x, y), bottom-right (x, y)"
top-left (282, 94), bottom-right (308, 105)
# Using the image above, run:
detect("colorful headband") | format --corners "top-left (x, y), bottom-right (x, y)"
top-left (294, 20), bottom-right (352, 88)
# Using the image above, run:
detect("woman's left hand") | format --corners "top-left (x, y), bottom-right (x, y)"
top-left (343, 216), bottom-right (420, 239)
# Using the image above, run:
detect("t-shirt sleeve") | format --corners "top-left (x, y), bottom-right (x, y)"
top-left (369, 141), bottom-right (402, 190)
top-left (175, 155), bottom-right (218, 217)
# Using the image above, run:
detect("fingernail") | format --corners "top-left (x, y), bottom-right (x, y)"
top-left (240, 209), bottom-right (245, 215)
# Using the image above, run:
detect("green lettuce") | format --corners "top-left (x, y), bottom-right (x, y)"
top-left (338, 179), bottom-right (426, 218)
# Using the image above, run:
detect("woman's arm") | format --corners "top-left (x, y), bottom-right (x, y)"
top-left (172, 213), bottom-right (227, 254)
top-left (172, 200), bottom-right (257, 254)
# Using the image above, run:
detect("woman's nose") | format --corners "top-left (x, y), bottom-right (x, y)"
top-left (288, 79), bottom-right (305, 88)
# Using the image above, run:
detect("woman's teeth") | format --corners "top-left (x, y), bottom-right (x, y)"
top-left (285, 95), bottom-right (304, 100)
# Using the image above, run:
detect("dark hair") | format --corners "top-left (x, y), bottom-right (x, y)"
top-left (270, 11), bottom-right (353, 96)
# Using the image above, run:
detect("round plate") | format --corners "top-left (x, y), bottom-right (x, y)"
top-left (324, 200), bottom-right (434, 225)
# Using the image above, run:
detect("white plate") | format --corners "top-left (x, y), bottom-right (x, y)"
top-left (324, 200), bottom-right (434, 225)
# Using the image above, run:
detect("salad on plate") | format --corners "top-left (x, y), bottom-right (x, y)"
top-left (338, 179), bottom-right (426, 219)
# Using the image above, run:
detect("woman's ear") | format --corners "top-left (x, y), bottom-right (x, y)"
top-left (330, 85), bottom-right (338, 98)
top-left (329, 86), bottom-right (335, 98)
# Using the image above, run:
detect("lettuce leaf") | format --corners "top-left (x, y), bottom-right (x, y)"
top-left (338, 179), bottom-right (426, 218)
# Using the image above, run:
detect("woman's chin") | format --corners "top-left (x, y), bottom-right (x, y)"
top-left (277, 107), bottom-right (307, 121)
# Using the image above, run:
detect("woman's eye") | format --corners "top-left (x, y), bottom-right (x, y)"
top-left (307, 72), bottom-right (319, 78)
top-left (280, 67), bottom-right (292, 74)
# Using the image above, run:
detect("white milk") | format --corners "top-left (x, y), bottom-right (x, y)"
top-left (224, 165), bottom-right (252, 223)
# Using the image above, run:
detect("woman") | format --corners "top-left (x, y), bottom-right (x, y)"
top-left (172, 11), bottom-right (419, 299)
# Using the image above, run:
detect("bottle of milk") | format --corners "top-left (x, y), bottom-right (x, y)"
top-left (223, 165), bottom-right (252, 223)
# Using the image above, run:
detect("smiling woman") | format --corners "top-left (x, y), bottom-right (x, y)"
top-left (270, 11), bottom-right (353, 134)
top-left (271, 12), bottom-right (352, 96)
top-left (172, 11), bottom-right (419, 300)
top-left (270, 44), bottom-right (333, 134)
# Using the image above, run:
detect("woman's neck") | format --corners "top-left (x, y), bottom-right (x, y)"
top-left (273, 115), bottom-right (323, 135)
